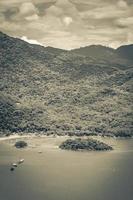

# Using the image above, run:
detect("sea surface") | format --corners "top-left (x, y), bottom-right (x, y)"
top-left (0, 137), bottom-right (133, 200)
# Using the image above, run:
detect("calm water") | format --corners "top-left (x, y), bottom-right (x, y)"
top-left (0, 137), bottom-right (133, 200)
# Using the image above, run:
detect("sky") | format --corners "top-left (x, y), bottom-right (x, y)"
top-left (0, 0), bottom-right (133, 49)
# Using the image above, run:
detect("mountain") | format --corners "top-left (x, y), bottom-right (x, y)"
top-left (0, 31), bottom-right (132, 137)
top-left (45, 46), bottom-right (68, 55)
top-left (71, 45), bottom-right (115, 58)
top-left (116, 44), bottom-right (133, 61)
top-left (71, 44), bottom-right (133, 68)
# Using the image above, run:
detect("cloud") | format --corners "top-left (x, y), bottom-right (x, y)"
top-left (0, 0), bottom-right (133, 49)
top-left (117, 0), bottom-right (128, 8)
top-left (25, 14), bottom-right (39, 21)
top-left (17, 2), bottom-right (40, 21)
top-left (19, 2), bottom-right (37, 16)
top-left (63, 16), bottom-right (73, 26)
top-left (116, 16), bottom-right (133, 27)
top-left (80, 2), bottom-right (130, 20)
top-left (21, 35), bottom-right (42, 45)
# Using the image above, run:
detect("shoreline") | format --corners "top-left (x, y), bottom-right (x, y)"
top-left (0, 134), bottom-right (133, 153)
top-left (0, 135), bottom-right (33, 141)
top-left (0, 133), bottom-right (132, 142)
top-left (0, 134), bottom-right (69, 142)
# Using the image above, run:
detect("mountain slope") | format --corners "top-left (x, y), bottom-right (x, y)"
top-left (0, 32), bottom-right (132, 136)
top-left (71, 45), bottom-right (115, 58)
top-left (116, 44), bottom-right (133, 61)
top-left (71, 44), bottom-right (133, 68)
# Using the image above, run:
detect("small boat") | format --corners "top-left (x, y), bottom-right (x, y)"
top-left (10, 167), bottom-right (15, 171)
top-left (38, 151), bottom-right (42, 154)
top-left (12, 163), bottom-right (18, 167)
top-left (18, 159), bottom-right (24, 164)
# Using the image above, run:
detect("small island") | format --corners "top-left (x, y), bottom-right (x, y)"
top-left (15, 141), bottom-right (28, 148)
top-left (59, 138), bottom-right (113, 151)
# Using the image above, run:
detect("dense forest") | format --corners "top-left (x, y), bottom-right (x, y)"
top-left (0, 32), bottom-right (133, 137)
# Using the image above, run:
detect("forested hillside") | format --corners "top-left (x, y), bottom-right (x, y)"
top-left (0, 32), bottom-right (132, 136)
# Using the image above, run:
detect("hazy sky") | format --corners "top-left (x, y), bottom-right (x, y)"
top-left (0, 0), bottom-right (133, 49)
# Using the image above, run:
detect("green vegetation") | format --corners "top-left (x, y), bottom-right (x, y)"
top-left (15, 141), bottom-right (27, 148)
top-left (59, 138), bottom-right (113, 151)
top-left (0, 32), bottom-right (132, 137)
